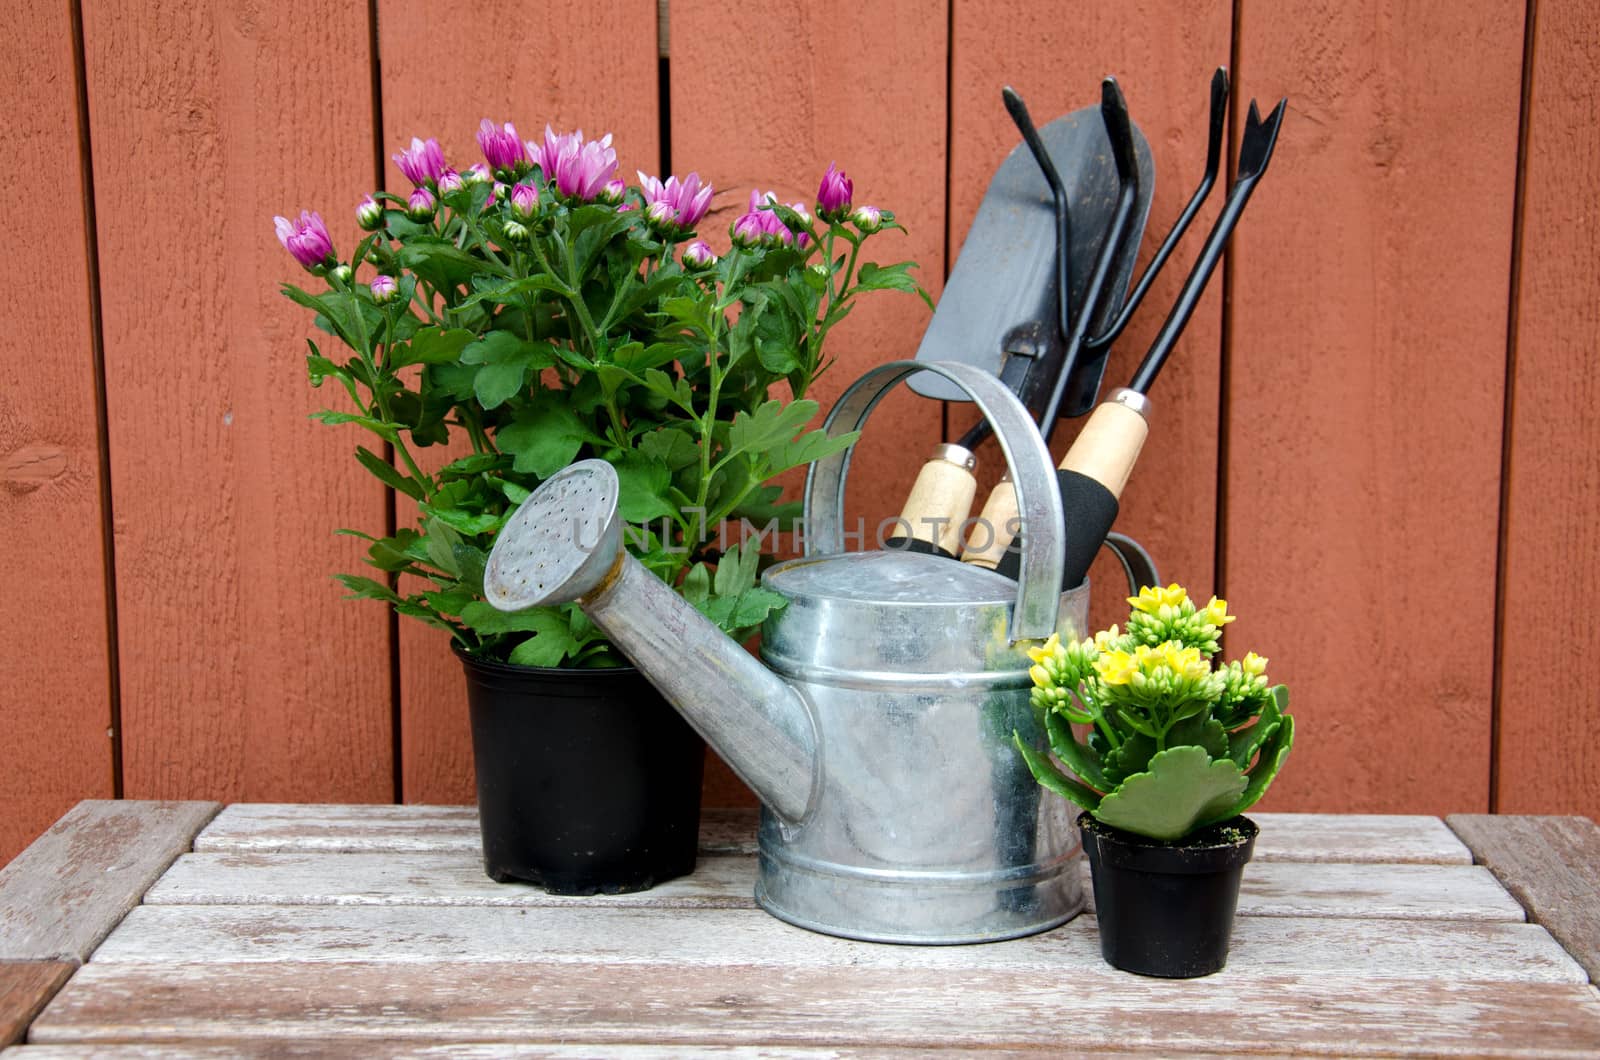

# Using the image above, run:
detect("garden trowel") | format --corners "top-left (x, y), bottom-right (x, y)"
top-left (891, 82), bottom-right (1155, 557)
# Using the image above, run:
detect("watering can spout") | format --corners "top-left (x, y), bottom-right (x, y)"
top-left (482, 459), bottom-right (817, 824)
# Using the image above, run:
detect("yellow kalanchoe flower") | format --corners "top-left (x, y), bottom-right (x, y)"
top-left (1128, 583), bottom-right (1188, 614)
top-left (1093, 625), bottom-right (1122, 651)
top-left (1025, 632), bottom-right (1061, 666)
top-left (1095, 649), bottom-right (1139, 686)
top-left (1200, 595), bottom-right (1236, 627)
top-left (1029, 663), bottom-right (1051, 689)
top-left (1241, 650), bottom-right (1268, 676)
top-left (1157, 641), bottom-right (1210, 682)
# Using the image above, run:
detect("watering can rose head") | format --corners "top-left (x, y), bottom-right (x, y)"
top-left (1014, 583), bottom-right (1294, 843)
top-left (274, 121), bottom-right (929, 669)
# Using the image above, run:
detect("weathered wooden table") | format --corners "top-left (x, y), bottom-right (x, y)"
top-left (2, 802), bottom-right (1598, 1056)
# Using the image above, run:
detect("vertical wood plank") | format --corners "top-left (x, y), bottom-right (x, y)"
top-left (0, 0), bottom-right (116, 865)
top-left (377, 1), bottom-right (663, 804)
top-left (948, 1), bottom-right (1234, 636)
top-left (83, 2), bottom-right (393, 803)
top-left (1496, 0), bottom-right (1600, 822)
top-left (670, 0), bottom-right (947, 805)
top-left (1228, 2), bottom-right (1525, 811)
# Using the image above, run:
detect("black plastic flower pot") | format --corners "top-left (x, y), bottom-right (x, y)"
top-left (1079, 811), bottom-right (1258, 978)
top-left (457, 647), bottom-right (705, 895)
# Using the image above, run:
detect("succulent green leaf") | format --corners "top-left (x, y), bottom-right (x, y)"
top-left (1043, 709), bottom-right (1107, 792)
top-left (1014, 732), bottom-right (1102, 812)
top-left (1101, 732), bottom-right (1157, 787)
top-left (1220, 714), bottom-right (1295, 822)
top-left (1168, 716), bottom-right (1231, 759)
top-left (1228, 697), bottom-right (1282, 770)
top-left (1093, 746), bottom-right (1248, 841)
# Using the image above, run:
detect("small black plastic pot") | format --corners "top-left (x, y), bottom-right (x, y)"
top-left (457, 647), bottom-right (705, 895)
top-left (1079, 812), bottom-right (1258, 978)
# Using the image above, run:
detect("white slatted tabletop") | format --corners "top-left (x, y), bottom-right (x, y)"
top-left (3, 802), bottom-right (1599, 1056)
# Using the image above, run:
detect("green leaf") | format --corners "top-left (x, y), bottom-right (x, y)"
top-left (680, 563), bottom-right (711, 607)
top-left (399, 241), bottom-right (486, 292)
top-left (333, 573), bottom-right (400, 604)
top-left (452, 542), bottom-right (489, 596)
top-left (474, 359), bottom-right (530, 410)
top-left (1093, 747), bottom-right (1248, 841)
top-left (855, 261), bottom-right (920, 294)
top-left (310, 410), bottom-right (399, 442)
top-left (364, 532), bottom-right (419, 573)
top-left (354, 445), bottom-right (423, 501)
top-left (282, 285), bottom-right (362, 349)
top-left (1168, 716), bottom-right (1231, 760)
top-left (612, 453), bottom-right (676, 523)
top-left (494, 397), bottom-right (587, 477)
top-left (423, 506), bottom-right (501, 537)
top-left (1228, 696), bottom-right (1282, 770)
top-left (639, 427), bottom-right (700, 470)
top-left (1101, 732), bottom-right (1157, 786)
top-left (459, 600), bottom-right (564, 637)
top-left (1043, 709), bottom-right (1107, 792)
top-left (616, 342), bottom-right (688, 375)
top-left (764, 428), bottom-right (858, 476)
top-left (727, 586), bottom-right (788, 633)
top-left (423, 517), bottom-right (462, 576)
top-left (712, 540), bottom-right (762, 598)
top-left (392, 326), bottom-right (474, 368)
top-left (728, 399), bottom-right (819, 455)
top-left (1014, 732), bottom-right (1102, 812)
top-left (1221, 714), bottom-right (1295, 822)
top-left (457, 274), bottom-right (571, 309)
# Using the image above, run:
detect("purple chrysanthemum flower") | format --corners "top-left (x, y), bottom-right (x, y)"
top-left (637, 170), bottom-right (715, 232)
top-left (816, 161), bottom-right (853, 220)
top-left (355, 195), bottom-right (383, 232)
top-left (531, 127), bottom-right (619, 201)
top-left (274, 211), bottom-right (335, 270)
top-left (508, 182), bottom-right (540, 221)
top-left (393, 137), bottom-right (447, 189)
top-left (407, 186), bottom-right (437, 222)
top-left (682, 240), bottom-right (717, 270)
top-left (849, 204), bottom-right (883, 233)
top-left (437, 167), bottom-right (465, 196)
top-left (370, 274), bottom-right (400, 304)
top-left (477, 119), bottom-right (528, 177)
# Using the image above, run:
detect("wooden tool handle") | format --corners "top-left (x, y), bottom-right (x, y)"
top-left (960, 474), bottom-right (1020, 570)
top-left (1059, 392), bottom-right (1150, 499)
top-left (962, 389), bottom-right (1152, 574)
top-left (888, 444), bottom-right (977, 558)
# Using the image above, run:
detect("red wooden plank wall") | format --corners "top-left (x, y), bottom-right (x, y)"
top-left (3, 0), bottom-right (1596, 862)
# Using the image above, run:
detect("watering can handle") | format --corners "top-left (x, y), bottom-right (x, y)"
top-left (1103, 531), bottom-right (1160, 594)
top-left (803, 360), bottom-right (1066, 643)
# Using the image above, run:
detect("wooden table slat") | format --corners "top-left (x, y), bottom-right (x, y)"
top-left (195, 806), bottom-right (1472, 863)
top-left (145, 850), bottom-right (1523, 922)
top-left (0, 802), bottom-right (220, 961)
top-left (1447, 814), bottom-right (1600, 981)
top-left (0, 1045), bottom-right (1109, 1059)
top-left (0, 963), bottom-right (74, 1048)
top-left (27, 961), bottom-right (1600, 1056)
top-left (87, 905), bottom-right (1588, 983)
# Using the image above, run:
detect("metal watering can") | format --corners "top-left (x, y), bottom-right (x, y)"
top-left (483, 361), bottom-right (1150, 944)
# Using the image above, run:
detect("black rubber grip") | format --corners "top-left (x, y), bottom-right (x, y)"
top-left (883, 536), bottom-right (955, 560)
top-left (995, 468), bottom-right (1119, 588)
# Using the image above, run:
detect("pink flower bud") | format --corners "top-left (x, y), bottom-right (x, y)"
top-left (638, 171), bottom-right (715, 233)
top-left (816, 161), bottom-right (853, 221)
top-left (682, 240), bottom-right (717, 270)
top-left (599, 179), bottom-right (627, 206)
top-left (330, 263), bottom-right (352, 285)
top-left (393, 137), bottom-right (447, 189)
top-left (355, 195), bottom-right (383, 232)
top-left (273, 211), bottom-right (335, 270)
top-left (464, 163), bottom-right (492, 185)
top-left (502, 219), bottom-right (530, 244)
top-left (645, 199), bottom-right (677, 230)
top-left (436, 167), bottom-right (465, 196)
top-left (849, 204), bottom-right (883, 233)
top-left (370, 274), bottom-right (400, 304)
top-left (477, 118), bottom-right (528, 178)
top-left (508, 182), bottom-right (539, 221)
top-left (407, 187), bottom-right (437, 222)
